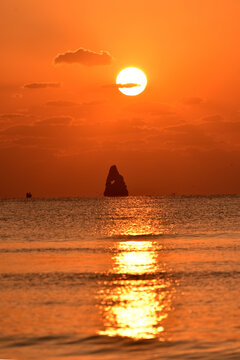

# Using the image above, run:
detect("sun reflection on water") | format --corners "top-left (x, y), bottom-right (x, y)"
top-left (116, 241), bottom-right (158, 275)
top-left (98, 239), bottom-right (173, 340)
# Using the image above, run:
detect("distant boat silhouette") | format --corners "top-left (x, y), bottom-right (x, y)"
top-left (26, 192), bottom-right (32, 199)
top-left (104, 165), bottom-right (128, 197)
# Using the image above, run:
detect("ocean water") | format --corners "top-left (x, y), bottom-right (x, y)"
top-left (0, 196), bottom-right (240, 360)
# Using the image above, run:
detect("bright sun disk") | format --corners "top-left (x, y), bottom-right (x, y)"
top-left (116, 67), bottom-right (147, 96)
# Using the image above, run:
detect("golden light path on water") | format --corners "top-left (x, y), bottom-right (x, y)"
top-left (98, 239), bottom-right (173, 340)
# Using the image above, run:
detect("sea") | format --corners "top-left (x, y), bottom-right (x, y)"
top-left (0, 196), bottom-right (240, 360)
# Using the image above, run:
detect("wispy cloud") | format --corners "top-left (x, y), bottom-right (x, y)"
top-left (118, 83), bottom-right (141, 88)
top-left (54, 47), bottom-right (112, 66)
top-left (24, 83), bottom-right (60, 89)
top-left (0, 113), bottom-right (28, 120)
top-left (104, 83), bottom-right (141, 89)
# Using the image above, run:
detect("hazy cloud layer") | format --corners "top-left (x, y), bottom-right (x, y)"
top-left (1, 99), bottom-right (240, 157)
top-left (1, 105), bottom-right (240, 196)
top-left (24, 83), bottom-right (60, 89)
top-left (54, 47), bottom-right (112, 66)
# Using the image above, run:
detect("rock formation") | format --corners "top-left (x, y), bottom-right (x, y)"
top-left (104, 165), bottom-right (128, 197)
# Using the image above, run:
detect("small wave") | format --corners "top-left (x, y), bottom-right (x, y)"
top-left (0, 334), bottom-right (69, 348)
top-left (102, 233), bottom-right (164, 240)
top-left (0, 271), bottom-right (169, 286)
top-left (1, 334), bottom-right (240, 359)
top-left (0, 332), bottom-right (181, 352)
top-left (0, 247), bottom-right (107, 254)
top-left (1, 270), bottom-right (240, 289)
top-left (101, 231), bottom-right (240, 241)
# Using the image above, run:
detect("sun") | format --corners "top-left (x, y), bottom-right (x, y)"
top-left (116, 67), bottom-right (147, 96)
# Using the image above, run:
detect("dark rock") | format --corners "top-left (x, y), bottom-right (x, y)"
top-left (104, 165), bottom-right (128, 197)
top-left (26, 192), bottom-right (32, 199)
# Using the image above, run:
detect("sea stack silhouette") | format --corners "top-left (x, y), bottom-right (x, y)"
top-left (104, 165), bottom-right (128, 197)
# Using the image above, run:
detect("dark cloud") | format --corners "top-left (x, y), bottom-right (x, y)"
top-left (46, 101), bottom-right (79, 107)
top-left (24, 83), bottom-right (60, 89)
top-left (118, 83), bottom-right (141, 88)
top-left (104, 83), bottom-right (141, 89)
top-left (181, 97), bottom-right (204, 105)
top-left (0, 113), bottom-right (28, 120)
top-left (54, 47), bottom-right (112, 66)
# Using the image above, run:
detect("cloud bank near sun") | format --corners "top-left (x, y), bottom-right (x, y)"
top-left (0, 98), bottom-right (240, 196)
top-left (54, 47), bottom-right (113, 66)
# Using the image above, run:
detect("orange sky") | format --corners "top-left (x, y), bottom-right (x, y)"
top-left (0, 0), bottom-right (240, 197)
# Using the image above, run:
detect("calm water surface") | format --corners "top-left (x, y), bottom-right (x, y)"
top-left (0, 196), bottom-right (240, 359)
